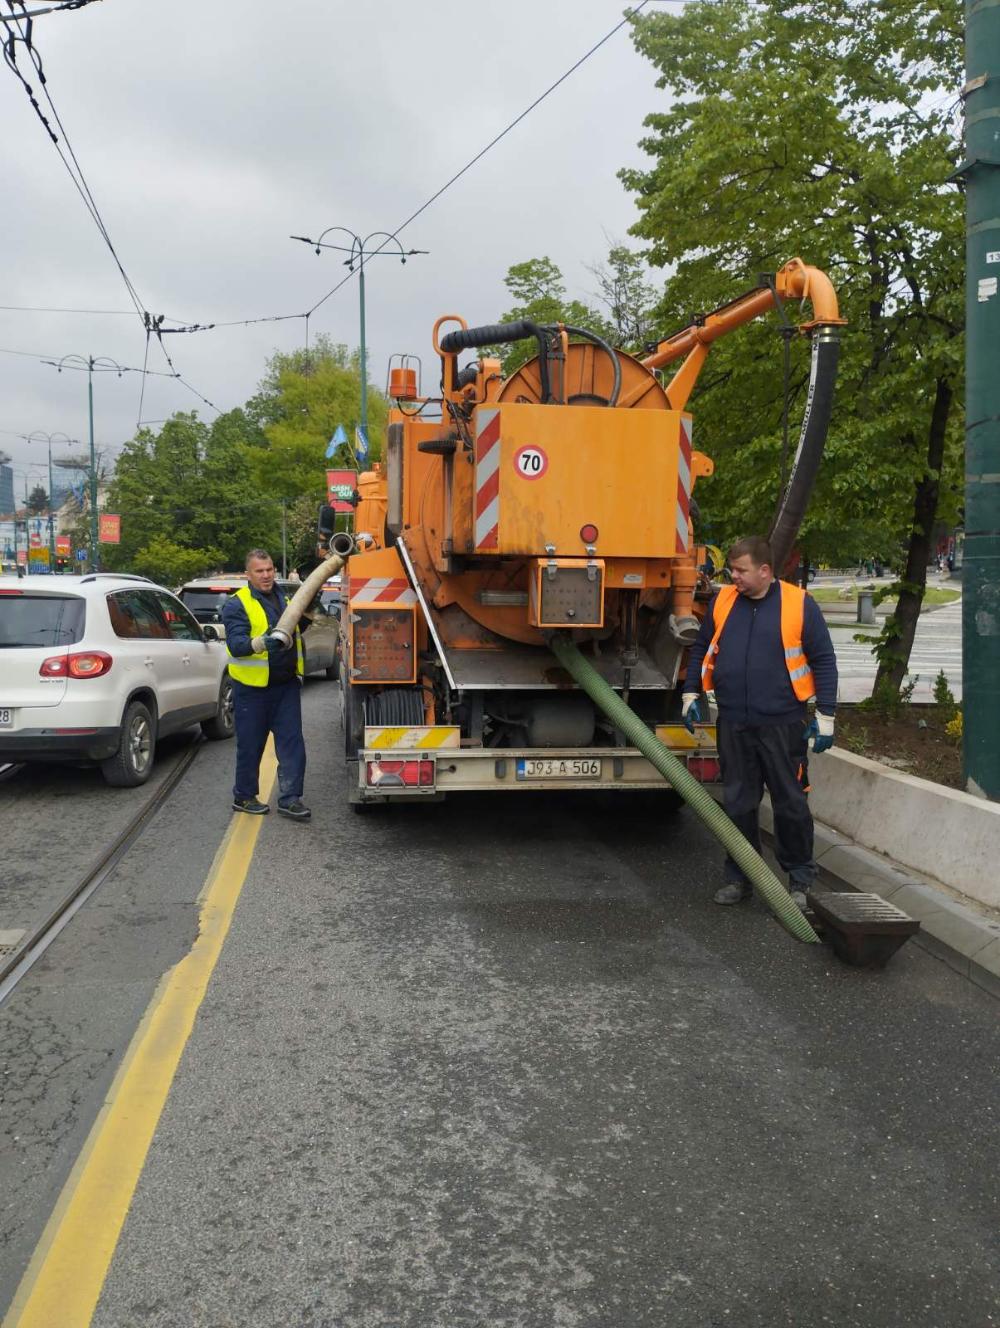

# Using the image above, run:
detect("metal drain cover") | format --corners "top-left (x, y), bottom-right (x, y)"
top-left (807, 891), bottom-right (920, 969)
top-left (0, 930), bottom-right (26, 958)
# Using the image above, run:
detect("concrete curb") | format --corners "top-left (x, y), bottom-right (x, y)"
top-left (755, 800), bottom-right (1000, 1001)
top-left (806, 748), bottom-right (1000, 912)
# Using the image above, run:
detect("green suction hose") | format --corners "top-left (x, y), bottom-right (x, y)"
top-left (549, 635), bottom-right (820, 944)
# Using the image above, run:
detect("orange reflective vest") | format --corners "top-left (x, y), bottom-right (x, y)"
top-left (700, 581), bottom-right (815, 701)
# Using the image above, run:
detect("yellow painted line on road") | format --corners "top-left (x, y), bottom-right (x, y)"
top-left (3, 744), bottom-right (278, 1328)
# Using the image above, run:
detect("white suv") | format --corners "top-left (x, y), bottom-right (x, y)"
top-left (0, 573), bottom-right (233, 786)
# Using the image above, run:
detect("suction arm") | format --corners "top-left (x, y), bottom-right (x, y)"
top-left (642, 258), bottom-right (844, 574)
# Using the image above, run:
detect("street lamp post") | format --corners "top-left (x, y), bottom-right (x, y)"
top-left (25, 431), bottom-right (78, 569)
top-left (45, 355), bottom-right (125, 569)
top-left (291, 228), bottom-right (427, 447)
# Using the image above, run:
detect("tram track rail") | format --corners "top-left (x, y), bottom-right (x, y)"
top-left (0, 738), bottom-right (202, 1007)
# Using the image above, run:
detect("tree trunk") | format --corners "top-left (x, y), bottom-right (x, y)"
top-left (873, 377), bottom-right (953, 694)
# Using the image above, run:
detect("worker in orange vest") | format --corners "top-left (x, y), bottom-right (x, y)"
top-left (682, 535), bottom-right (838, 909)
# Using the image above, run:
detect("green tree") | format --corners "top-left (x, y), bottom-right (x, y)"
top-left (26, 484), bottom-right (48, 514)
top-left (622, 0), bottom-right (964, 693)
top-left (248, 335), bottom-right (387, 494)
top-left (586, 244), bottom-right (658, 351)
top-left (488, 258), bottom-right (611, 374)
top-left (131, 536), bottom-right (223, 587)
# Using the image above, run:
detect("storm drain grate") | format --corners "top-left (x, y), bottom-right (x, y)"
top-left (807, 891), bottom-right (920, 969)
top-left (0, 930), bottom-right (26, 958)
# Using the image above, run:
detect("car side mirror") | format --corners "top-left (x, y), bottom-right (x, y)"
top-left (202, 624), bottom-right (220, 641)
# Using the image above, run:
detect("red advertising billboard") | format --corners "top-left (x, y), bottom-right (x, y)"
top-left (326, 469), bottom-right (358, 515)
top-left (55, 535), bottom-right (72, 557)
top-left (98, 513), bottom-right (121, 544)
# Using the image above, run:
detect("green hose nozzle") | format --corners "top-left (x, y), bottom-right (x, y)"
top-left (549, 635), bottom-right (820, 944)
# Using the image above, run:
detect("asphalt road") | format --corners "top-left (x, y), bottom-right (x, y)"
top-left (2, 679), bottom-right (998, 1328)
top-left (0, 731), bottom-right (197, 945)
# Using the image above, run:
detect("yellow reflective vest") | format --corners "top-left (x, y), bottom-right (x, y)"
top-left (226, 586), bottom-right (304, 687)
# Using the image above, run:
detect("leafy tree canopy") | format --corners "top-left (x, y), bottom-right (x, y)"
top-left (100, 338), bottom-right (383, 578)
top-left (131, 536), bottom-right (224, 588)
top-left (26, 484), bottom-right (48, 514)
top-left (621, 0), bottom-right (963, 686)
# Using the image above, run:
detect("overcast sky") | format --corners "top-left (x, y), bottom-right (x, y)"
top-left (1, 0), bottom-right (668, 497)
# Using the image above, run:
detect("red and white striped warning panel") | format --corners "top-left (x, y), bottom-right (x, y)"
top-left (475, 407), bottom-right (501, 551)
top-left (349, 577), bottom-right (417, 604)
top-left (676, 415), bottom-right (692, 554)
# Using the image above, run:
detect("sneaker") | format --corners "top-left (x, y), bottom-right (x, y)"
top-left (233, 797), bottom-right (269, 815)
top-left (787, 888), bottom-right (808, 911)
top-left (277, 799), bottom-right (311, 821)
top-left (714, 882), bottom-right (752, 906)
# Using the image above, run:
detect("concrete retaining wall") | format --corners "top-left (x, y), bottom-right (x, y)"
top-left (808, 748), bottom-right (1000, 911)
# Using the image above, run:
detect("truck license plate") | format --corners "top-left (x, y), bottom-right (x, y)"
top-left (0, 708), bottom-right (13, 728)
top-left (516, 757), bottom-right (602, 781)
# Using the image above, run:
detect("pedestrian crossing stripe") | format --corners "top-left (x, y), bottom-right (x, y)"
top-left (364, 726), bottom-right (460, 750)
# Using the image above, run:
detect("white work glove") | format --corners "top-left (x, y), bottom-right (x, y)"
top-left (681, 692), bottom-right (704, 734)
top-left (806, 712), bottom-right (835, 753)
top-left (250, 634), bottom-right (268, 653)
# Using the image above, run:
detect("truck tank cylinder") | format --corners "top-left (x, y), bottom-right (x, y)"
top-left (501, 694), bottom-right (596, 748)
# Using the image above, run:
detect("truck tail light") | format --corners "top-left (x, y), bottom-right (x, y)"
top-left (687, 754), bottom-right (721, 782)
top-left (366, 758), bottom-right (435, 788)
top-left (39, 651), bottom-right (113, 679)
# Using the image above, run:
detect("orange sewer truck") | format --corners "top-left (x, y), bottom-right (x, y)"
top-left (327, 259), bottom-right (844, 808)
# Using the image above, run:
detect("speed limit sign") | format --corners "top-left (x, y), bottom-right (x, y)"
top-left (513, 445), bottom-right (548, 480)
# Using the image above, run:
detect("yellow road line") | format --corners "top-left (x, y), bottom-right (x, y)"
top-left (3, 745), bottom-right (278, 1328)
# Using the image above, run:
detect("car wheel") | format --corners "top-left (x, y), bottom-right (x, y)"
top-left (202, 676), bottom-right (235, 740)
top-left (101, 699), bottom-right (156, 787)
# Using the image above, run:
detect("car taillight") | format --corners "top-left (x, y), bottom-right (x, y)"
top-left (39, 651), bottom-right (113, 679)
top-left (366, 758), bottom-right (435, 788)
top-left (687, 755), bottom-right (721, 782)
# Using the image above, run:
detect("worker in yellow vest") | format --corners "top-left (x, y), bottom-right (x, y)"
top-left (221, 548), bottom-right (311, 820)
top-left (681, 536), bottom-right (838, 909)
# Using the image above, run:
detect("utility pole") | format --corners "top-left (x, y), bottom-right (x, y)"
top-left (291, 227), bottom-right (427, 447)
top-left (281, 498), bottom-right (288, 578)
top-left (962, 0), bottom-right (1000, 798)
top-left (46, 355), bottom-right (124, 571)
top-left (26, 432), bottom-right (77, 572)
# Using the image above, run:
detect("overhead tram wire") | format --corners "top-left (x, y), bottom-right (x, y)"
top-left (5, 5), bottom-right (667, 346)
top-left (1, 2), bottom-right (147, 322)
top-left (1, 3), bottom-right (221, 412)
top-left (305, 0), bottom-right (654, 319)
top-left (0, 1), bottom-right (681, 373)
top-left (90, 3), bottom-right (663, 340)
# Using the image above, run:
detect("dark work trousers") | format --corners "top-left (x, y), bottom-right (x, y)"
top-left (232, 678), bottom-right (306, 808)
top-left (716, 717), bottom-right (816, 889)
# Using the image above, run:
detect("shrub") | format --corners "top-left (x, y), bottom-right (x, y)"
top-left (932, 670), bottom-right (959, 721)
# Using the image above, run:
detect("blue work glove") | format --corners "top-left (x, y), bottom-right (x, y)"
top-left (681, 692), bottom-right (704, 734)
top-left (265, 633), bottom-right (291, 662)
top-left (805, 712), bottom-right (835, 753)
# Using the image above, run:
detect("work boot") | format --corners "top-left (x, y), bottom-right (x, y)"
top-left (787, 888), bottom-right (808, 911)
top-left (277, 799), bottom-right (311, 821)
top-left (714, 881), bottom-right (752, 906)
top-left (232, 797), bottom-right (269, 815)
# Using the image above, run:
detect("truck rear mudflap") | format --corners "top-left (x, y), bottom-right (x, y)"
top-left (353, 725), bottom-right (719, 802)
